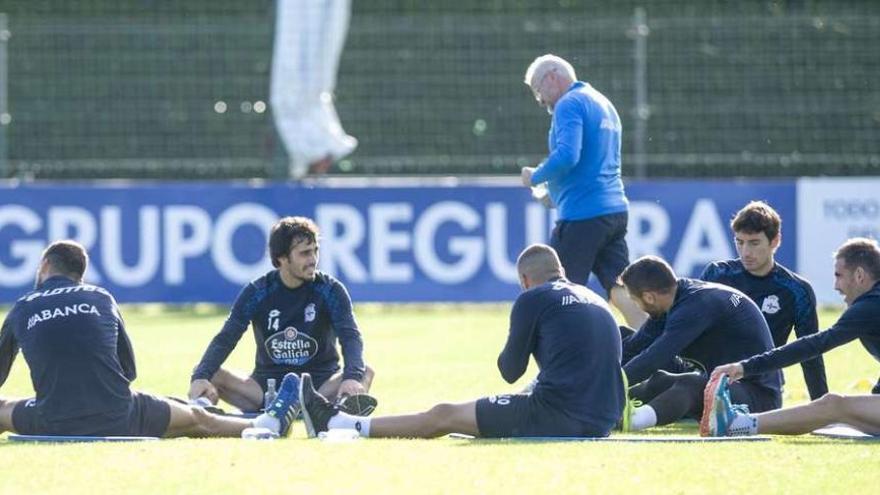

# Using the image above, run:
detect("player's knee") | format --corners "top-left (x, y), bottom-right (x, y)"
top-left (670, 373), bottom-right (706, 399)
top-left (815, 392), bottom-right (845, 411)
top-left (211, 368), bottom-right (233, 388)
top-left (648, 369), bottom-right (678, 388)
top-left (190, 407), bottom-right (224, 435)
top-left (424, 403), bottom-right (457, 432)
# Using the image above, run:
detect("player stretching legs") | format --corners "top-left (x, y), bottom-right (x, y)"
top-left (0, 241), bottom-right (301, 439)
top-left (704, 374), bottom-right (880, 437)
top-left (300, 244), bottom-right (626, 440)
top-left (702, 238), bottom-right (880, 437)
top-left (616, 256), bottom-right (781, 432)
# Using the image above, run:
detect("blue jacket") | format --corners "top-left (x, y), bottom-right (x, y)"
top-left (530, 81), bottom-right (628, 221)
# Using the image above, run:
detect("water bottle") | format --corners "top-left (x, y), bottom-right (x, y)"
top-left (263, 378), bottom-right (277, 411)
top-left (242, 427), bottom-right (278, 440)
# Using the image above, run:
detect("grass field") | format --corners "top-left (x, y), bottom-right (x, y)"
top-left (1, 304), bottom-right (878, 494)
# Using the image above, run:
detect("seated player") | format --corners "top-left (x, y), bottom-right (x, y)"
top-left (618, 256), bottom-right (782, 432)
top-left (704, 238), bottom-right (880, 437)
top-left (298, 244), bottom-right (625, 439)
top-left (0, 241), bottom-right (301, 439)
top-left (188, 216), bottom-right (375, 415)
top-left (701, 200), bottom-right (828, 400)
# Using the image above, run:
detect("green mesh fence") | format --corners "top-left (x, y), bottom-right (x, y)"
top-left (0, 1), bottom-right (878, 179)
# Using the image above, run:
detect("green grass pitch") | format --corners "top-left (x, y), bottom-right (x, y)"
top-left (1, 304), bottom-right (877, 494)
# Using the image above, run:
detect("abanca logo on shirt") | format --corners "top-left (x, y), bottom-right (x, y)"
top-left (265, 326), bottom-right (318, 366)
top-left (27, 304), bottom-right (102, 330)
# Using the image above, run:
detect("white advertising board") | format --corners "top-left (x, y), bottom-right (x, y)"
top-left (798, 178), bottom-right (880, 305)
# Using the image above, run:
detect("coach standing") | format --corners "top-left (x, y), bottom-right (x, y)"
top-left (521, 54), bottom-right (645, 328)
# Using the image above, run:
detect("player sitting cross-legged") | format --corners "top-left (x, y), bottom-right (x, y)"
top-left (297, 244), bottom-right (625, 440)
top-left (0, 240), bottom-right (301, 439)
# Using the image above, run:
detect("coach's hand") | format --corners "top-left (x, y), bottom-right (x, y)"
top-left (188, 379), bottom-right (219, 404)
top-left (338, 379), bottom-right (366, 398)
top-left (520, 167), bottom-right (535, 188)
top-left (710, 363), bottom-right (745, 383)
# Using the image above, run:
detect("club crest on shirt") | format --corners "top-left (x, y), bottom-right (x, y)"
top-left (304, 303), bottom-right (316, 322)
top-left (264, 326), bottom-right (318, 366)
top-left (761, 295), bottom-right (781, 315)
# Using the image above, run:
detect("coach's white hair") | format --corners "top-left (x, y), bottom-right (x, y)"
top-left (524, 54), bottom-right (577, 87)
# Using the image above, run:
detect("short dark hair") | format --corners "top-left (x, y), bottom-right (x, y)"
top-left (731, 201), bottom-right (781, 241)
top-left (269, 216), bottom-right (320, 268)
top-left (835, 238), bottom-right (880, 281)
top-left (619, 256), bottom-right (677, 296)
top-left (42, 240), bottom-right (88, 281)
top-left (516, 243), bottom-right (563, 280)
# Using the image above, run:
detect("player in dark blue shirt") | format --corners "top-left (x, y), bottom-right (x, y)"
top-left (189, 216), bottom-right (375, 414)
top-left (617, 256), bottom-right (782, 432)
top-left (0, 241), bottom-right (300, 438)
top-left (701, 201), bottom-right (828, 400)
top-left (705, 238), bottom-right (880, 437)
top-left (294, 244), bottom-right (625, 439)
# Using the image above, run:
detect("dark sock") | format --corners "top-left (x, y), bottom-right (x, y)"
top-left (646, 372), bottom-right (707, 425)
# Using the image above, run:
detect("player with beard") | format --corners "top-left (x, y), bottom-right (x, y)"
top-left (616, 256), bottom-right (782, 432)
top-left (188, 216), bottom-right (376, 415)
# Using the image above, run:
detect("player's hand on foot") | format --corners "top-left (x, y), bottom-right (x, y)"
top-left (188, 379), bottom-right (219, 404)
top-left (710, 363), bottom-right (744, 383)
top-left (337, 378), bottom-right (366, 398)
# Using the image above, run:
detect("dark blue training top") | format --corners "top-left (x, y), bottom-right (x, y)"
top-left (498, 278), bottom-right (624, 433)
top-left (623, 278), bottom-right (782, 396)
top-left (742, 281), bottom-right (880, 378)
top-left (702, 259), bottom-right (828, 399)
top-left (192, 270), bottom-right (365, 382)
top-left (0, 276), bottom-right (136, 423)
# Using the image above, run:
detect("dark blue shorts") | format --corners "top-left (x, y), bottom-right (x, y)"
top-left (250, 368), bottom-right (336, 394)
top-left (475, 394), bottom-right (608, 438)
top-left (551, 211), bottom-right (629, 292)
top-left (12, 391), bottom-right (171, 437)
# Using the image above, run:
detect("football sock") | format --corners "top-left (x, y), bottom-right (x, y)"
top-left (253, 414), bottom-right (281, 434)
top-left (631, 405), bottom-right (658, 431)
top-left (328, 412), bottom-right (371, 437)
top-left (728, 413), bottom-right (759, 436)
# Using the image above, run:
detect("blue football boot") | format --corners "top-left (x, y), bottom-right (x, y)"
top-left (265, 372), bottom-right (301, 437)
